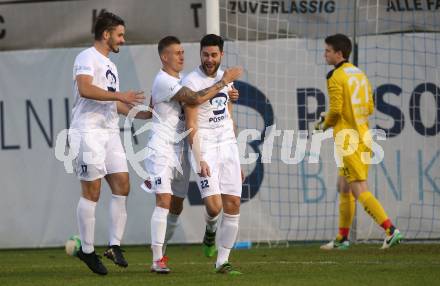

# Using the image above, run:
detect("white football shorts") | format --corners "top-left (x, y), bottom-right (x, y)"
top-left (141, 147), bottom-right (190, 198)
top-left (192, 143), bottom-right (242, 199)
top-left (69, 131), bottom-right (128, 181)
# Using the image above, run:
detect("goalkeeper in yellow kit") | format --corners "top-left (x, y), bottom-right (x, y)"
top-left (316, 34), bottom-right (402, 250)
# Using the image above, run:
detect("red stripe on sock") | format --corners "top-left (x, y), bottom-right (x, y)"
top-left (338, 228), bottom-right (350, 238)
top-left (381, 219), bottom-right (392, 230)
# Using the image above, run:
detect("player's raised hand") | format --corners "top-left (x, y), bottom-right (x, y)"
top-left (199, 160), bottom-right (211, 177)
top-left (222, 66), bottom-right (243, 84)
top-left (120, 90), bottom-right (145, 106)
top-left (228, 85), bottom-right (239, 101)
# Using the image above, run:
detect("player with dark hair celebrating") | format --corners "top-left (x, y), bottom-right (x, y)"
top-left (183, 34), bottom-right (243, 275)
top-left (142, 35), bottom-right (242, 274)
top-left (70, 12), bottom-right (150, 275)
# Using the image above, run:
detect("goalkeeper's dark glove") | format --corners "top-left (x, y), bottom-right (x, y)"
top-left (314, 112), bottom-right (327, 131)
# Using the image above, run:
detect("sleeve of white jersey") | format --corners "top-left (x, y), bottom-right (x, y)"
top-left (73, 52), bottom-right (94, 77)
top-left (154, 74), bottom-right (183, 104)
top-left (181, 74), bottom-right (197, 91)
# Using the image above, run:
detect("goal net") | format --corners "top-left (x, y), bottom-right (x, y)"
top-left (218, 0), bottom-right (440, 244)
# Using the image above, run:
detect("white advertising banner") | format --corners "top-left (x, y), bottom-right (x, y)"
top-left (0, 35), bottom-right (439, 248)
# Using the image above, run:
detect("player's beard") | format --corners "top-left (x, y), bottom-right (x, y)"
top-left (111, 46), bottom-right (120, 53)
top-left (202, 61), bottom-right (220, 77)
top-left (108, 38), bottom-right (121, 53)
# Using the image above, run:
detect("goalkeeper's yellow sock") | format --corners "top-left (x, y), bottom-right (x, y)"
top-left (358, 191), bottom-right (394, 234)
top-left (336, 192), bottom-right (356, 241)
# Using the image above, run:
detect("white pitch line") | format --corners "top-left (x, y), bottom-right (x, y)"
top-left (2, 259), bottom-right (440, 271)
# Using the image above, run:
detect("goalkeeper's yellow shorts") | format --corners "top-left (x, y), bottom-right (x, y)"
top-left (337, 143), bottom-right (371, 183)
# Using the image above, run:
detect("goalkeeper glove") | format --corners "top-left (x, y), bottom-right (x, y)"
top-left (314, 112), bottom-right (327, 131)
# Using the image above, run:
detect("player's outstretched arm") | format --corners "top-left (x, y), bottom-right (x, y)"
top-left (184, 104), bottom-right (210, 177)
top-left (173, 66), bottom-right (243, 105)
top-left (116, 97), bottom-right (153, 119)
top-left (76, 75), bottom-right (145, 105)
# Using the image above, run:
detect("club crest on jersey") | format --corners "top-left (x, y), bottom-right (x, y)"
top-left (209, 93), bottom-right (227, 123)
top-left (106, 67), bottom-right (117, 92)
top-left (210, 93), bottom-right (227, 115)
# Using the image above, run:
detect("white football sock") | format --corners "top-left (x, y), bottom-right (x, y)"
top-left (163, 213), bottom-right (179, 255)
top-left (77, 197), bottom-right (97, 254)
top-left (216, 213), bottom-right (240, 268)
top-left (109, 194), bottom-right (127, 246)
top-left (150, 206), bottom-right (169, 261)
top-left (205, 210), bottom-right (220, 233)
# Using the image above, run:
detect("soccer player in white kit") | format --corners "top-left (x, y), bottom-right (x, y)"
top-left (141, 36), bottom-right (242, 274)
top-left (70, 12), bottom-right (150, 275)
top-left (183, 34), bottom-right (243, 275)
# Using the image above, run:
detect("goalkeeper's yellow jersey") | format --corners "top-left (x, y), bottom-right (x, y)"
top-left (323, 61), bottom-right (374, 143)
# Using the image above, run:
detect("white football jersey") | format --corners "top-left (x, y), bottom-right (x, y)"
top-left (71, 47), bottom-right (120, 132)
top-left (147, 69), bottom-right (186, 152)
top-left (182, 66), bottom-right (236, 147)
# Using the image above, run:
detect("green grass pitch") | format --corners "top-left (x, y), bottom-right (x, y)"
top-left (1, 243), bottom-right (439, 286)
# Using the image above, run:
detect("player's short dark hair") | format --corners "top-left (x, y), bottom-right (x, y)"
top-left (325, 34), bottom-right (352, 60)
top-left (200, 34), bottom-right (224, 52)
top-left (158, 36), bottom-right (181, 55)
top-left (94, 12), bottom-right (125, 40)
